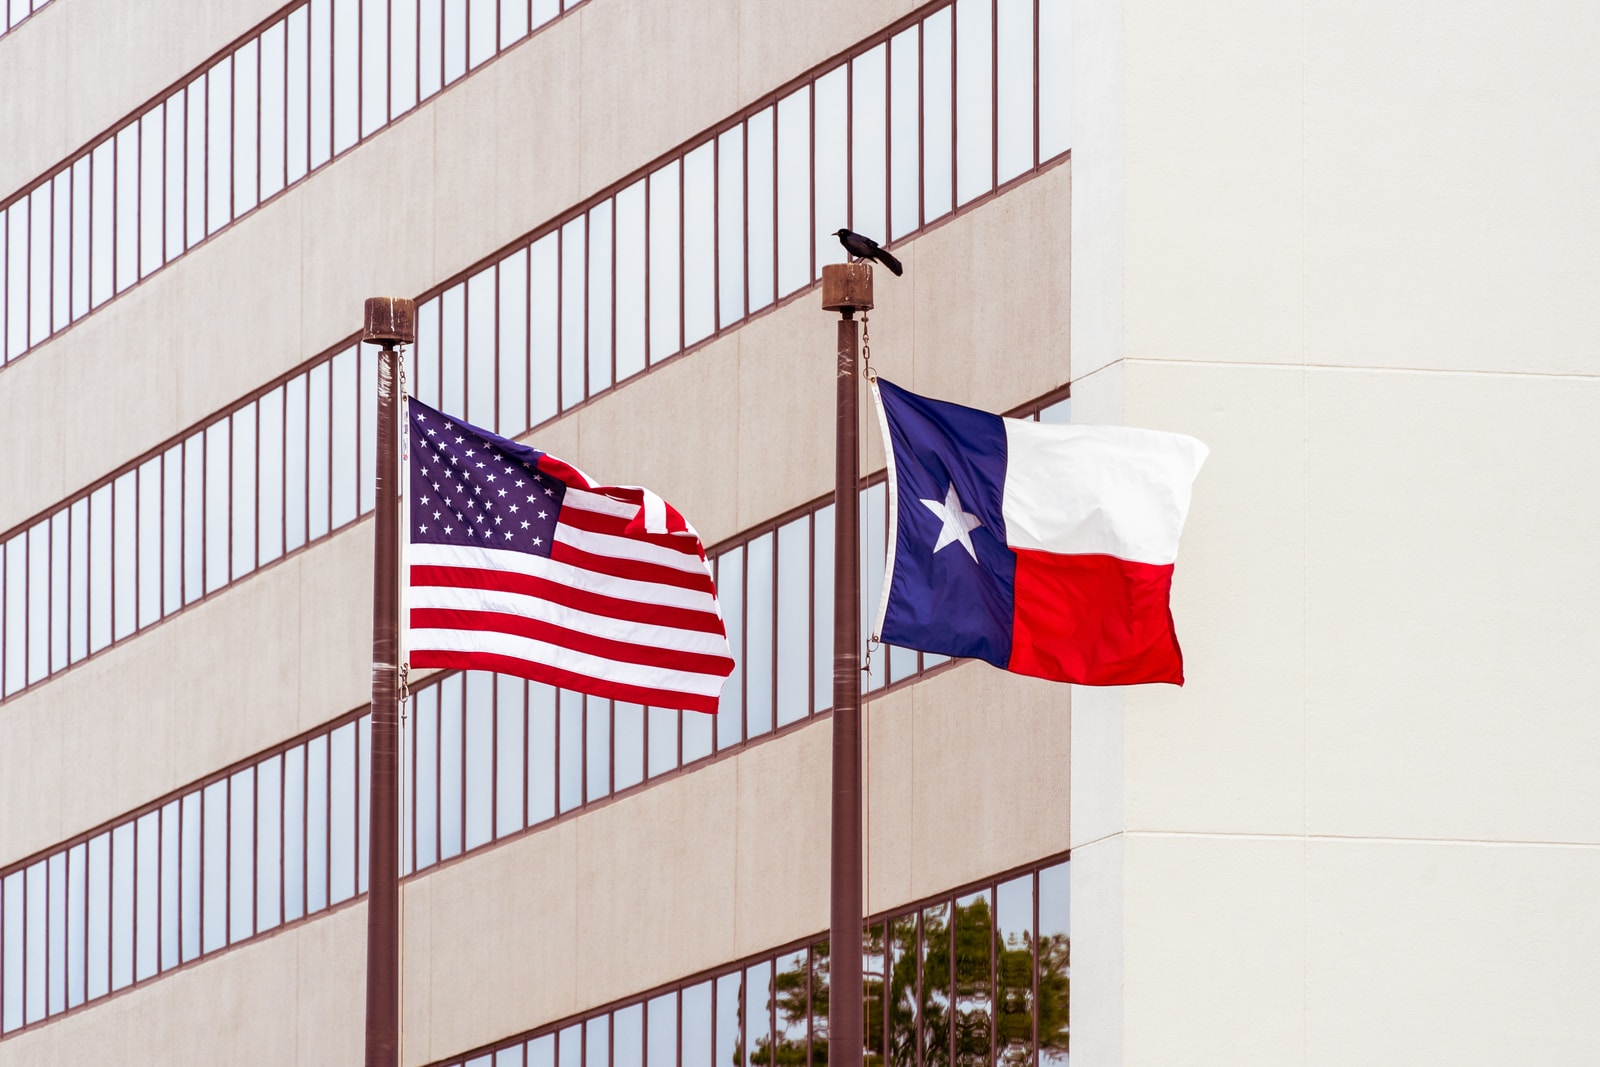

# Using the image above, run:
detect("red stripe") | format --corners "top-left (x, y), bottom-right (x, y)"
top-left (536, 454), bottom-right (593, 489)
top-left (410, 649), bottom-right (721, 714)
top-left (410, 565), bottom-right (726, 634)
top-left (548, 540), bottom-right (713, 593)
top-left (411, 607), bottom-right (735, 676)
top-left (1007, 551), bottom-right (1185, 686)
top-left (557, 503), bottom-right (704, 555)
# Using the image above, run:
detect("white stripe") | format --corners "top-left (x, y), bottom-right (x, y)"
top-left (554, 522), bottom-right (707, 575)
top-left (410, 627), bottom-right (727, 697)
top-left (562, 486), bottom-right (637, 519)
top-left (409, 584), bottom-right (732, 658)
top-left (1000, 418), bottom-right (1208, 565)
top-left (869, 378), bottom-right (900, 643)
top-left (410, 542), bottom-right (713, 612)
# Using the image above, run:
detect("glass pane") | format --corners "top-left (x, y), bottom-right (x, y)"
top-left (161, 449), bottom-right (181, 618)
top-left (864, 927), bottom-right (884, 1067)
top-left (682, 981), bottom-right (711, 1067)
top-left (745, 960), bottom-right (771, 1067)
top-left (715, 546), bottom-right (743, 747)
top-left (361, 0), bottom-right (389, 136)
top-left (954, 891), bottom-right (992, 1067)
top-left (140, 109), bottom-right (164, 278)
top-left (284, 745), bottom-right (306, 921)
top-left (180, 793), bottom-right (200, 960)
top-left (588, 201), bottom-right (614, 394)
top-left (889, 28), bottom-right (921, 240)
top-left (419, 0), bottom-right (443, 100)
top-left (527, 682), bottom-right (557, 825)
top-left (229, 768), bottom-right (255, 943)
top-left (615, 1002), bottom-right (643, 1067)
top-left (392, 0), bottom-right (419, 116)
top-left (776, 87), bottom-right (811, 296)
top-left (995, 876), bottom-right (1034, 1067)
top-left (308, 360), bottom-right (332, 539)
top-left (887, 915), bottom-right (918, 1067)
top-left (496, 674), bottom-right (527, 839)
top-left (27, 522), bottom-right (48, 683)
top-left (47, 854), bottom-right (65, 1014)
top-left (647, 161), bottom-right (681, 362)
top-left (259, 386), bottom-right (286, 565)
top-left (682, 703), bottom-right (712, 765)
top-left (499, 0), bottom-right (528, 49)
top-left (1037, 863), bottom-right (1069, 1066)
top-left (67, 844), bottom-right (87, 1006)
top-left (776, 516), bottom-right (810, 726)
top-left (559, 216), bottom-right (585, 408)
top-left (261, 21), bottom-right (288, 199)
top-left (745, 108), bottom-right (775, 314)
top-left (360, 345), bottom-right (376, 515)
top-left (182, 435), bottom-right (204, 605)
top-left (861, 483), bottom-right (886, 692)
top-left (585, 1015), bottom-right (608, 1067)
top-left (90, 139), bottom-right (114, 307)
top-left (648, 991), bottom-right (679, 1067)
top-left (72, 157), bottom-right (91, 317)
top-left (615, 180), bottom-right (646, 381)
top-left (204, 420), bottom-right (230, 594)
top-left (88, 485), bottom-right (111, 653)
top-left (331, 346), bottom-right (359, 528)
top-left (332, 0), bottom-right (359, 152)
top-left (996, 0), bottom-right (1035, 182)
top-left (745, 534), bottom-right (774, 737)
top-left (23, 861), bottom-right (44, 1020)
top-left (954, 0), bottom-right (994, 204)
top-left (923, 903), bottom-right (951, 1067)
top-left (499, 249), bottom-right (529, 434)
top-left (466, 266), bottom-right (497, 429)
top-left (257, 755), bottom-right (283, 933)
top-left (714, 971), bottom-right (742, 1067)
top-left (112, 472), bottom-right (136, 642)
top-left (2, 873), bottom-right (21, 1029)
top-left (306, 733), bottom-right (329, 913)
top-left (558, 688), bottom-right (582, 812)
top-left (614, 701), bottom-right (644, 792)
top-left (440, 676), bottom-right (465, 858)
top-left (309, 0), bottom-right (333, 166)
top-left (202, 782), bottom-right (228, 954)
top-left (287, 6), bottom-right (311, 181)
top-left (1038, 0), bottom-right (1070, 160)
top-left (774, 950), bottom-right (809, 1067)
top-left (814, 67), bottom-right (847, 274)
top-left (922, 10), bottom-right (954, 222)
top-left (852, 45), bottom-right (888, 245)
top-left (464, 671), bottom-right (494, 850)
top-left (232, 404), bottom-right (257, 579)
top-left (161, 801), bottom-right (180, 970)
top-left (206, 58), bottom-right (233, 234)
top-left (529, 233), bottom-right (559, 423)
top-left (717, 126), bottom-right (744, 329)
top-left (285, 372), bottom-right (309, 552)
top-left (234, 41), bottom-right (260, 215)
top-left (646, 705), bottom-right (678, 778)
top-left (813, 503), bottom-right (834, 712)
top-left (415, 685), bottom-right (439, 870)
top-left (115, 124), bottom-right (139, 292)
top-left (330, 722), bottom-right (357, 903)
top-left (136, 813), bottom-right (161, 980)
top-left (584, 694), bottom-right (610, 803)
top-left (443, 0), bottom-right (467, 83)
top-left (137, 457), bottom-right (162, 629)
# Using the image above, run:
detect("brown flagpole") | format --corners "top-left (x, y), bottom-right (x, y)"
top-left (821, 263), bottom-right (873, 1067)
top-left (361, 297), bottom-right (415, 1067)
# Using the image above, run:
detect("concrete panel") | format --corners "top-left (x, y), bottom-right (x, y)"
top-left (1068, 0), bottom-right (1125, 385)
top-left (736, 0), bottom-right (928, 105)
top-left (1120, 0), bottom-right (1303, 369)
top-left (1117, 360), bottom-right (1308, 836)
top-left (295, 518), bottom-right (376, 733)
top-left (0, 900), bottom-right (364, 1065)
top-left (1067, 834), bottom-right (1123, 1067)
top-left (0, 0), bottom-right (272, 198)
top-left (733, 718), bottom-right (831, 956)
top-left (1306, 839), bottom-right (1600, 1066)
top-left (1304, 368), bottom-right (1600, 842)
top-left (1301, 1), bottom-right (1600, 376)
top-left (1122, 833), bottom-right (1305, 1066)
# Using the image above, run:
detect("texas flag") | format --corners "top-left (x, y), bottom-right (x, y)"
top-left (870, 379), bottom-right (1207, 686)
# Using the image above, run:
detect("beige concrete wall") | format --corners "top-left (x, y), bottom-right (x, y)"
top-left (1071, 0), bottom-right (1600, 1062)
top-left (0, 0), bottom-right (276, 200)
top-left (0, 0), bottom-right (933, 533)
top-left (404, 657), bottom-right (1069, 1066)
top-left (0, 899), bottom-right (364, 1066)
top-left (0, 160), bottom-right (1070, 873)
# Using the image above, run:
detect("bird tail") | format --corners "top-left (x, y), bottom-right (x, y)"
top-left (878, 248), bottom-right (904, 276)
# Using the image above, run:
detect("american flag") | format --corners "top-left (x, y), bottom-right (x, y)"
top-left (406, 398), bottom-right (734, 713)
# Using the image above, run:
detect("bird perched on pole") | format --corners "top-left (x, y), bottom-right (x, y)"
top-left (833, 228), bottom-right (904, 276)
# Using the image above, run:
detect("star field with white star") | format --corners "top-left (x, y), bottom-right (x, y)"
top-left (407, 399), bottom-right (564, 558)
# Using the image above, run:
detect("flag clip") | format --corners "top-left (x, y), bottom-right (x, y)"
top-left (862, 635), bottom-right (880, 674)
top-left (860, 315), bottom-right (876, 383)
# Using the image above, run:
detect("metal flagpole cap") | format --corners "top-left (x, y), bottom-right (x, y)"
top-left (362, 297), bottom-right (417, 345)
top-left (821, 263), bottom-right (874, 314)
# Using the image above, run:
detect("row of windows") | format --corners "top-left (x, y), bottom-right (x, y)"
top-left (0, 391), bottom-right (1068, 1039)
top-left (0, 0), bottom-right (1068, 376)
top-left (0, 0), bottom-right (1073, 705)
top-left (0, 0), bottom-right (587, 365)
top-left (0, 0), bottom-right (47, 41)
top-left (432, 857), bottom-right (1070, 1067)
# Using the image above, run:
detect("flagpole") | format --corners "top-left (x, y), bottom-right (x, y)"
top-left (821, 262), bottom-right (873, 1067)
top-left (361, 296), bottom-right (416, 1067)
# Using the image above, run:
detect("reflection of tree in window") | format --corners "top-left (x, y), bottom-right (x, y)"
top-left (953, 892), bottom-right (993, 1067)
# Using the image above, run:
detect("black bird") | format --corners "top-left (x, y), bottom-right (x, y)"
top-left (832, 228), bottom-right (903, 276)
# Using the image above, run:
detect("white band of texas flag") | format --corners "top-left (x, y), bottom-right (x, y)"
top-left (870, 379), bottom-right (1207, 686)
